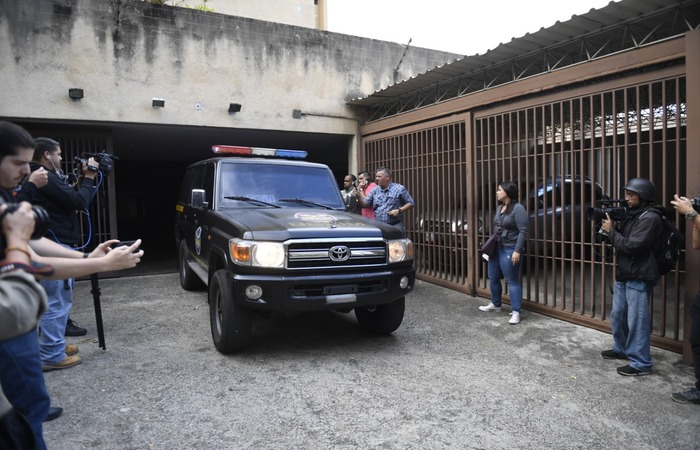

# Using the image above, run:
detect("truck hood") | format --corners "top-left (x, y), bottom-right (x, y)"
top-left (217, 208), bottom-right (403, 240)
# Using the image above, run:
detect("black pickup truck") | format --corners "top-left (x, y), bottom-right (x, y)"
top-left (174, 146), bottom-right (415, 353)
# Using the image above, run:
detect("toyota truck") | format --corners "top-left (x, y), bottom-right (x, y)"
top-left (174, 145), bottom-right (415, 353)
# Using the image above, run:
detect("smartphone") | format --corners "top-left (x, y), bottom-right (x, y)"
top-left (110, 240), bottom-right (138, 249)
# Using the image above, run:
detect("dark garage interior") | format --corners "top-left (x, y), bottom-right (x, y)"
top-left (14, 120), bottom-right (352, 276)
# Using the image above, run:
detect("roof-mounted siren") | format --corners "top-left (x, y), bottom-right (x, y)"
top-left (211, 145), bottom-right (307, 159)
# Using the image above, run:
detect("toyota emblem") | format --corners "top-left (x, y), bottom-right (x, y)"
top-left (329, 245), bottom-right (350, 261)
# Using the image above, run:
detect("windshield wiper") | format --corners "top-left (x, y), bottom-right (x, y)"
top-left (278, 198), bottom-right (335, 210)
top-left (224, 196), bottom-right (280, 208)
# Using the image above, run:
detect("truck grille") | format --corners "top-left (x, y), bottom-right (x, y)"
top-left (287, 239), bottom-right (387, 269)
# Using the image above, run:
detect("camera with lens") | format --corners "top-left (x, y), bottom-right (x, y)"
top-left (0, 197), bottom-right (51, 254)
top-left (586, 199), bottom-right (628, 222)
top-left (73, 151), bottom-right (118, 175)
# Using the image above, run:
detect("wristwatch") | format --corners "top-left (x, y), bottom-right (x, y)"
top-left (686, 209), bottom-right (698, 220)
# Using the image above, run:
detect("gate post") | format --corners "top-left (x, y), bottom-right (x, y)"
top-left (683, 29), bottom-right (700, 365)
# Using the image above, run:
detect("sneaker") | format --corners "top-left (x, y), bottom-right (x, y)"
top-left (42, 355), bottom-right (82, 372)
top-left (508, 311), bottom-right (521, 324)
top-left (671, 388), bottom-right (700, 404)
top-left (65, 319), bottom-right (87, 337)
top-left (65, 344), bottom-right (79, 356)
top-left (616, 365), bottom-right (651, 376)
top-left (601, 349), bottom-right (626, 360)
top-left (478, 303), bottom-right (502, 312)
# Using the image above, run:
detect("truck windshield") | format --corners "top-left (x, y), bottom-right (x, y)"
top-left (217, 162), bottom-right (345, 209)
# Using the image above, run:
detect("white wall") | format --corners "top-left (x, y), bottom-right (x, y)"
top-left (0, 0), bottom-right (456, 144)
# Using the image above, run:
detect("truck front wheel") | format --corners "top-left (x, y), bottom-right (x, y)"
top-left (209, 269), bottom-right (252, 353)
top-left (355, 297), bottom-right (405, 335)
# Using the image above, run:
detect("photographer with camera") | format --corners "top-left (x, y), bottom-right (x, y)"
top-left (0, 121), bottom-right (143, 448)
top-left (598, 178), bottom-right (665, 376)
top-left (0, 200), bottom-right (52, 449)
top-left (28, 137), bottom-right (100, 370)
top-left (670, 194), bottom-right (700, 404)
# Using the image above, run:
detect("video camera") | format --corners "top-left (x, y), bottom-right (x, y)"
top-left (0, 197), bottom-right (50, 254)
top-left (586, 199), bottom-right (628, 222)
top-left (73, 152), bottom-right (118, 176)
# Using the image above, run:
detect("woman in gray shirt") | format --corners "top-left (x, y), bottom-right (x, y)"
top-left (479, 181), bottom-right (528, 324)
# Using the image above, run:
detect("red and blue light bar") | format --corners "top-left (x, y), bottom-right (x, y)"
top-left (212, 145), bottom-right (307, 159)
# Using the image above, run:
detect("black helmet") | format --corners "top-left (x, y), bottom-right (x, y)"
top-left (623, 178), bottom-right (655, 201)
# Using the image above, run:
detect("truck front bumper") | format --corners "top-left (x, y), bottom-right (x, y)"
top-left (228, 266), bottom-right (415, 311)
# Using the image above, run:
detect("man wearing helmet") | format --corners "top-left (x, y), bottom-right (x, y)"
top-left (598, 178), bottom-right (664, 376)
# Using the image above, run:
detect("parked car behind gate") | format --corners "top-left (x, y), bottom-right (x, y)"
top-left (527, 175), bottom-right (608, 257)
top-left (416, 199), bottom-right (482, 273)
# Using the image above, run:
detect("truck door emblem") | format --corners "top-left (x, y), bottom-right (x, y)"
top-left (195, 227), bottom-right (202, 255)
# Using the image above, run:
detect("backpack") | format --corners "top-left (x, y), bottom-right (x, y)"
top-left (647, 209), bottom-right (684, 275)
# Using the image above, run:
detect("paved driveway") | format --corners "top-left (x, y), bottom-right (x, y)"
top-left (43, 273), bottom-right (698, 449)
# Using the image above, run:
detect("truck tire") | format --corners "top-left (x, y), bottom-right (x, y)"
top-left (179, 240), bottom-right (205, 291)
top-left (355, 297), bottom-right (405, 335)
top-left (209, 269), bottom-right (252, 353)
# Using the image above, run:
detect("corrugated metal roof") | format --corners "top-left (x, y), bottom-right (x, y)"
top-left (349, 0), bottom-right (700, 109)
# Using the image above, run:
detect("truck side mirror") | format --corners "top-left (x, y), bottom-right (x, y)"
top-left (191, 189), bottom-right (208, 208)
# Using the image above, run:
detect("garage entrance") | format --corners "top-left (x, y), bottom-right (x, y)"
top-left (14, 120), bottom-right (351, 275)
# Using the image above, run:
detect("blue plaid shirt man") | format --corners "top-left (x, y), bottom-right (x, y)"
top-left (359, 167), bottom-right (414, 236)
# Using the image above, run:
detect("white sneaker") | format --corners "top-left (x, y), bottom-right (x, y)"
top-left (479, 303), bottom-right (502, 312)
top-left (509, 311), bottom-right (521, 324)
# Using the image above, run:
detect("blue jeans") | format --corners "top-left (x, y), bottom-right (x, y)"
top-left (39, 278), bottom-right (74, 364)
top-left (0, 329), bottom-right (49, 450)
top-left (487, 245), bottom-right (522, 312)
top-left (611, 280), bottom-right (654, 371)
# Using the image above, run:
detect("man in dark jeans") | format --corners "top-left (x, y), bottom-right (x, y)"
top-left (598, 178), bottom-right (664, 376)
top-left (670, 194), bottom-right (700, 404)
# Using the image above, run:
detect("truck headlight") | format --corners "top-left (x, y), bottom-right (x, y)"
top-left (388, 238), bottom-right (414, 263)
top-left (230, 239), bottom-right (285, 268)
top-left (252, 242), bottom-right (285, 267)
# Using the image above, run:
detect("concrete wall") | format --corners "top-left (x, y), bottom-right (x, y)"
top-left (0, 0), bottom-right (456, 138)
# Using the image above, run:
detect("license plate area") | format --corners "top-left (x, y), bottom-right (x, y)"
top-left (324, 284), bottom-right (359, 295)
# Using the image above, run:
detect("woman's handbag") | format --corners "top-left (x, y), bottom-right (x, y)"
top-left (480, 228), bottom-right (501, 261)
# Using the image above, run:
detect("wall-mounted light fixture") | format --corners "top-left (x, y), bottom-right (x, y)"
top-left (152, 98), bottom-right (165, 108)
top-left (228, 103), bottom-right (242, 113)
top-left (68, 88), bottom-right (84, 100)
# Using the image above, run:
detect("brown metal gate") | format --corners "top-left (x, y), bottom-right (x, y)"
top-left (473, 67), bottom-right (687, 353)
top-left (363, 65), bottom-right (689, 353)
top-left (362, 115), bottom-right (473, 292)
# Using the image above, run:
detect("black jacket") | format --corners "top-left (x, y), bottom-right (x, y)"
top-left (25, 162), bottom-right (96, 246)
top-left (608, 205), bottom-right (664, 282)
